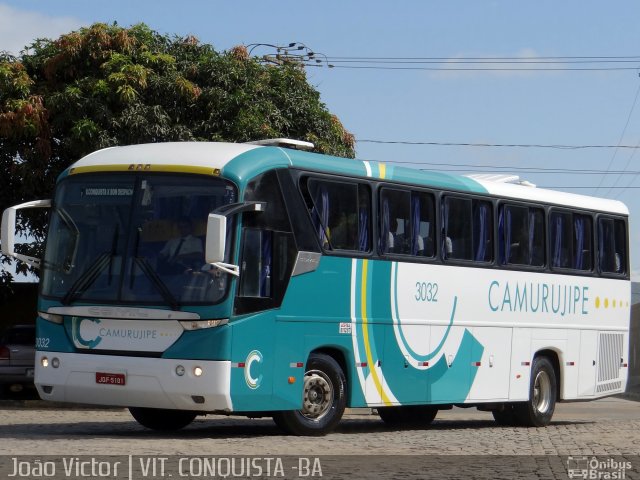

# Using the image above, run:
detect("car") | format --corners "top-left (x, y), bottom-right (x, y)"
top-left (0, 325), bottom-right (36, 394)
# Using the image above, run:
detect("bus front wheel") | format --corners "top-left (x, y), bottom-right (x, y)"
top-left (129, 407), bottom-right (197, 431)
top-left (272, 353), bottom-right (346, 436)
top-left (514, 356), bottom-right (557, 427)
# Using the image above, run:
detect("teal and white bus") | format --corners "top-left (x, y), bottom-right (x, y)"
top-left (1, 139), bottom-right (630, 435)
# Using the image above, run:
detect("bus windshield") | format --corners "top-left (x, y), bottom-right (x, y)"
top-left (41, 173), bottom-right (237, 307)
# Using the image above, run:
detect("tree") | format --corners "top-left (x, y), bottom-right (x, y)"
top-left (0, 23), bottom-right (355, 292)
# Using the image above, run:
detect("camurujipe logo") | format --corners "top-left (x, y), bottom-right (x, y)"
top-left (71, 317), bottom-right (161, 350)
top-left (244, 350), bottom-right (263, 389)
top-left (71, 318), bottom-right (102, 349)
top-left (567, 456), bottom-right (632, 479)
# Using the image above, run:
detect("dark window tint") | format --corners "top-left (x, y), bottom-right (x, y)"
top-left (42, 174), bottom-right (237, 306)
top-left (499, 205), bottom-right (544, 267)
top-left (379, 189), bottom-right (435, 257)
top-left (598, 218), bottom-right (627, 274)
top-left (237, 171), bottom-right (297, 313)
top-left (550, 211), bottom-right (593, 271)
top-left (442, 196), bottom-right (493, 262)
top-left (243, 170), bottom-right (292, 232)
top-left (239, 229), bottom-right (273, 298)
top-left (307, 179), bottom-right (371, 252)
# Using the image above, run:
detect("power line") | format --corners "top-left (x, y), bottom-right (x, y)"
top-left (313, 54), bottom-right (640, 72)
top-left (327, 59), bottom-right (640, 65)
top-left (327, 55), bottom-right (640, 60)
top-left (355, 158), bottom-right (640, 192)
top-left (357, 139), bottom-right (640, 149)
top-left (539, 186), bottom-right (640, 189)
top-left (329, 65), bottom-right (640, 72)
top-left (383, 159), bottom-right (639, 173)
top-left (614, 145), bottom-right (640, 198)
top-left (420, 167), bottom-right (640, 175)
top-left (246, 46), bottom-right (640, 71)
top-left (330, 61), bottom-right (640, 64)
top-left (596, 80), bottom-right (640, 194)
top-left (360, 157), bottom-right (640, 174)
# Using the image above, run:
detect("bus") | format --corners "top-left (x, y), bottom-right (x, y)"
top-left (1, 139), bottom-right (630, 435)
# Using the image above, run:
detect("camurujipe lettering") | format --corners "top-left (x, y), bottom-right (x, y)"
top-left (98, 328), bottom-right (157, 340)
top-left (488, 281), bottom-right (589, 316)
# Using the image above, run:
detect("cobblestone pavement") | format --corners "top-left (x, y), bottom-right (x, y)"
top-left (0, 397), bottom-right (638, 457)
top-left (0, 398), bottom-right (639, 479)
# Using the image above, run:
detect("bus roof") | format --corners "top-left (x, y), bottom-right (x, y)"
top-left (67, 142), bottom-right (629, 216)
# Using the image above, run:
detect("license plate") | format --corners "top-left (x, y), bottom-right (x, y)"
top-left (96, 372), bottom-right (126, 386)
top-left (26, 368), bottom-right (34, 378)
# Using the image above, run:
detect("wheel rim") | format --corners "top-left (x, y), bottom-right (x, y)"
top-left (533, 370), bottom-right (552, 414)
top-left (300, 369), bottom-right (333, 421)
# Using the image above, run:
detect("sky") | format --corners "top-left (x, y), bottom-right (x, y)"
top-left (2, 1), bottom-right (640, 279)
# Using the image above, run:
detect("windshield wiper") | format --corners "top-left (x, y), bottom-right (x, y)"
top-left (60, 252), bottom-right (112, 305)
top-left (60, 225), bottom-right (120, 305)
top-left (130, 227), bottom-right (179, 310)
top-left (133, 257), bottom-right (180, 311)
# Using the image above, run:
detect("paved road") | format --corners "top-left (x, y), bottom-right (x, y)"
top-left (0, 397), bottom-right (638, 478)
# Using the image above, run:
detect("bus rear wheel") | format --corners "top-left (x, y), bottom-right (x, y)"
top-left (514, 356), bottom-right (557, 427)
top-left (129, 407), bottom-right (197, 431)
top-left (272, 353), bottom-right (346, 436)
top-left (378, 405), bottom-right (438, 427)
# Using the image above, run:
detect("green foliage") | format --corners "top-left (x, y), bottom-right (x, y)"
top-left (0, 22), bottom-right (355, 288)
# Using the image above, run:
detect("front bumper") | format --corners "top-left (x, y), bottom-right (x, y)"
top-left (35, 351), bottom-right (232, 411)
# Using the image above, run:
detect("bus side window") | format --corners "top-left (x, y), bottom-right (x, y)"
top-left (550, 211), bottom-right (572, 269)
top-left (442, 196), bottom-right (492, 262)
top-left (380, 188), bottom-right (435, 258)
top-left (413, 192), bottom-right (436, 258)
top-left (499, 204), bottom-right (544, 267)
top-left (472, 199), bottom-right (493, 262)
top-left (550, 211), bottom-right (593, 271)
top-left (598, 217), bottom-right (627, 274)
top-left (443, 197), bottom-right (472, 260)
top-left (379, 189), bottom-right (410, 255)
top-left (306, 178), bottom-right (371, 253)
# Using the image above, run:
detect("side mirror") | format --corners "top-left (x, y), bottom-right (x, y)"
top-left (205, 213), bottom-right (227, 264)
top-left (204, 201), bottom-right (265, 277)
top-left (1, 199), bottom-right (51, 269)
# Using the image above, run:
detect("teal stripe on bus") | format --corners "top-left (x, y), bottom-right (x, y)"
top-left (221, 147), bottom-right (488, 194)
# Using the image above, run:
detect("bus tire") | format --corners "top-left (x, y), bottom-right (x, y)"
top-left (272, 353), bottom-right (346, 436)
top-left (491, 404), bottom-right (519, 426)
top-left (378, 405), bottom-right (438, 427)
top-left (514, 356), bottom-right (557, 427)
top-left (129, 407), bottom-right (197, 431)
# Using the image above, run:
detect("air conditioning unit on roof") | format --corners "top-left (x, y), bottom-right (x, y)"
top-left (465, 173), bottom-right (536, 188)
top-left (245, 138), bottom-right (315, 151)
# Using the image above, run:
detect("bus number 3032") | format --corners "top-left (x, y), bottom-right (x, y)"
top-left (415, 282), bottom-right (438, 302)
